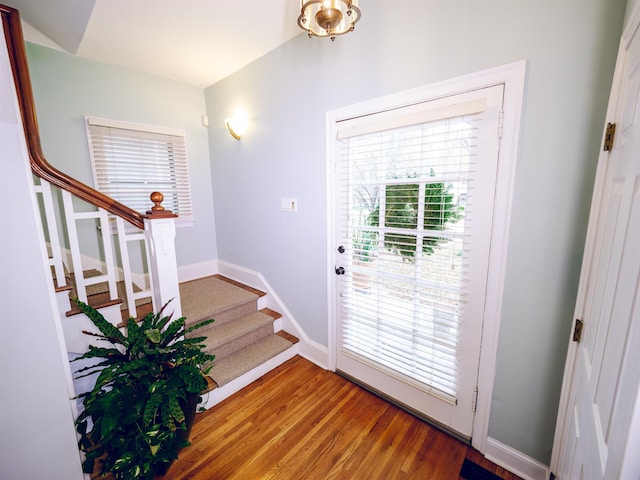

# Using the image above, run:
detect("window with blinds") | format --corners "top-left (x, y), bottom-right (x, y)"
top-left (86, 117), bottom-right (193, 219)
top-left (337, 100), bottom-right (484, 404)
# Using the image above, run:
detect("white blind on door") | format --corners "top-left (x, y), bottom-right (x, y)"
top-left (86, 117), bottom-right (193, 218)
top-left (337, 102), bottom-right (484, 403)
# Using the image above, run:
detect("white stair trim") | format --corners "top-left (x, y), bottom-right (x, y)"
top-left (199, 344), bottom-right (299, 410)
top-left (63, 303), bottom-right (123, 354)
top-left (217, 259), bottom-right (328, 369)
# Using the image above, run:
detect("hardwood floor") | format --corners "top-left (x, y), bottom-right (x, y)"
top-left (164, 356), bottom-right (522, 480)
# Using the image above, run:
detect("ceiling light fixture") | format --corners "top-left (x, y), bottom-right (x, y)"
top-left (298, 0), bottom-right (361, 41)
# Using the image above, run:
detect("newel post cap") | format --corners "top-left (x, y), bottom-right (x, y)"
top-left (143, 191), bottom-right (178, 219)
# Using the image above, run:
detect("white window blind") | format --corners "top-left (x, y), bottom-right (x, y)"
top-left (86, 117), bottom-right (193, 219)
top-left (337, 101), bottom-right (483, 403)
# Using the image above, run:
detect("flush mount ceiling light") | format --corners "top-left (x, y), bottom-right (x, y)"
top-left (298, 0), bottom-right (361, 41)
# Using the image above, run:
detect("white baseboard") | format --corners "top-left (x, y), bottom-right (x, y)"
top-left (297, 339), bottom-right (329, 370)
top-left (199, 345), bottom-right (299, 410)
top-left (177, 260), bottom-right (218, 283)
top-left (485, 437), bottom-right (549, 480)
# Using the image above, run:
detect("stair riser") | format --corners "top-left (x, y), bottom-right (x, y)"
top-left (208, 334), bottom-right (295, 387)
top-left (205, 324), bottom-right (274, 362)
top-left (62, 304), bottom-right (123, 353)
top-left (189, 300), bottom-right (258, 332)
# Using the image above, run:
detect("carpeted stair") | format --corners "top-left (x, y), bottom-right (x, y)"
top-left (180, 275), bottom-right (296, 388)
top-left (58, 267), bottom-right (296, 390)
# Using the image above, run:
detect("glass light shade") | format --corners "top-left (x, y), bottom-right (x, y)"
top-left (225, 111), bottom-right (248, 140)
top-left (298, 0), bottom-right (361, 40)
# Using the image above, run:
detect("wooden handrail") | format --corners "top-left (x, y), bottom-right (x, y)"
top-left (1, 5), bottom-right (144, 229)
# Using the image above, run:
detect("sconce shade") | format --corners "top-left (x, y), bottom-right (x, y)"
top-left (298, 0), bottom-right (360, 41)
top-left (225, 111), bottom-right (248, 140)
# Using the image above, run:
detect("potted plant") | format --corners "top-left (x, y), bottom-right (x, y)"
top-left (72, 298), bottom-right (215, 479)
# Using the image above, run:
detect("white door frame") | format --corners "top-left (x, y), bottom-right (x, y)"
top-left (325, 60), bottom-right (526, 452)
top-left (550, 4), bottom-right (640, 476)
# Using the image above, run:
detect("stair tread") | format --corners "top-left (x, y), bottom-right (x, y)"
top-left (276, 330), bottom-right (300, 345)
top-left (199, 311), bottom-right (275, 349)
top-left (207, 334), bottom-right (294, 387)
top-left (66, 296), bottom-right (123, 316)
top-left (180, 276), bottom-right (258, 324)
top-left (65, 269), bottom-right (149, 319)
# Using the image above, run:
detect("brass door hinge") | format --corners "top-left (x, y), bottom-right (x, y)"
top-left (573, 319), bottom-right (584, 343)
top-left (603, 122), bottom-right (616, 151)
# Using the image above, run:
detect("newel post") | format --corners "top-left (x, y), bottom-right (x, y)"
top-left (143, 192), bottom-right (182, 319)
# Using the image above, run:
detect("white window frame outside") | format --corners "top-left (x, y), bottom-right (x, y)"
top-left (85, 116), bottom-right (194, 227)
top-left (326, 61), bottom-right (526, 454)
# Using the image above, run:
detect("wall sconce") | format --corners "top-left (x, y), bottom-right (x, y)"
top-left (224, 110), bottom-right (248, 140)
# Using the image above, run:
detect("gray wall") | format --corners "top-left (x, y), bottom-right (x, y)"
top-left (204, 1), bottom-right (626, 464)
top-left (25, 43), bottom-right (218, 268)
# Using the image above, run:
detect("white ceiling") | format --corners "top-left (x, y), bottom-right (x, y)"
top-left (7, 0), bottom-right (303, 88)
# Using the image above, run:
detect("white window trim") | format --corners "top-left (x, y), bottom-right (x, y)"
top-left (326, 60), bottom-right (526, 454)
top-left (85, 116), bottom-right (194, 228)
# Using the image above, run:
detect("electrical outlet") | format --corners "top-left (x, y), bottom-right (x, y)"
top-left (281, 198), bottom-right (298, 212)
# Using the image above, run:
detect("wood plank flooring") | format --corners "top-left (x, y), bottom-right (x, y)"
top-left (164, 356), bottom-right (522, 480)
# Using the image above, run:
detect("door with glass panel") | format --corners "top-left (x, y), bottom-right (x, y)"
top-left (334, 85), bottom-right (503, 438)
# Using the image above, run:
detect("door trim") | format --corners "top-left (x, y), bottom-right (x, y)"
top-left (326, 60), bottom-right (526, 452)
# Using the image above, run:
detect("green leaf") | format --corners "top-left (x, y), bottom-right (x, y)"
top-left (184, 318), bottom-right (215, 335)
top-left (73, 298), bottom-right (126, 344)
top-left (126, 317), bottom-right (141, 345)
top-left (100, 408), bottom-right (119, 439)
top-left (112, 451), bottom-right (133, 470)
top-left (159, 317), bottom-right (185, 345)
top-left (144, 328), bottom-right (162, 344)
top-left (161, 402), bottom-right (175, 431)
top-left (76, 420), bottom-right (87, 436)
top-left (73, 345), bottom-right (124, 362)
top-left (81, 456), bottom-right (95, 474)
top-left (175, 365), bottom-right (208, 392)
top-left (168, 393), bottom-right (185, 424)
top-left (140, 310), bottom-right (155, 332)
top-left (149, 379), bottom-right (165, 394)
top-left (155, 312), bottom-right (174, 332)
top-left (143, 393), bottom-right (163, 425)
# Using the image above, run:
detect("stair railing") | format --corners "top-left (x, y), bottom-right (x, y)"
top-left (1, 4), bottom-right (182, 321)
